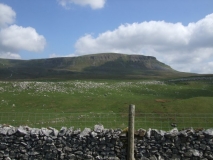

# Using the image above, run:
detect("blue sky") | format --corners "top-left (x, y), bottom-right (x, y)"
top-left (0, 0), bottom-right (213, 73)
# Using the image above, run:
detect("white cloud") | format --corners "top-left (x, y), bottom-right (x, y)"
top-left (49, 53), bottom-right (78, 58)
top-left (0, 51), bottom-right (21, 59)
top-left (0, 3), bottom-right (16, 28)
top-left (0, 25), bottom-right (46, 52)
top-left (0, 3), bottom-right (46, 59)
top-left (74, 13), bottom-right (213, 74)
top-left (58, 0), bottom-right (106, 9)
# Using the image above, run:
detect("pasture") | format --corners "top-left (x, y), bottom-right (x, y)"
top-left (0, 78), bottom-right (213, 130)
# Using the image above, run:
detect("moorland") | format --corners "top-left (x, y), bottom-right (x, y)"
top-left (0, 53), bottom-right (213, 130)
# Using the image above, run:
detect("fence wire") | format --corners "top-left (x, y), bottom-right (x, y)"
top-left (135, 113), bottom-right (213, 130)
top-left (0, 112), bottom-right (213, 130)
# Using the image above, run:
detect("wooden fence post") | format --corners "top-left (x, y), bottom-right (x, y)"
top-left (128, 104), bottom-right (135, 160)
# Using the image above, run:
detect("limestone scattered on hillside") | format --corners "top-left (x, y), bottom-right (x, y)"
top-left (0, 81), bottom-right (165, 94)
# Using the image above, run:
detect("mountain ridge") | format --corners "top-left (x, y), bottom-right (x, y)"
top-left (0, 53), bottom-right (196, 80)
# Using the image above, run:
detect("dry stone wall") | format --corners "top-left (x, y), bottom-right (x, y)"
top-left (0, 124), bottom-right (213, 160)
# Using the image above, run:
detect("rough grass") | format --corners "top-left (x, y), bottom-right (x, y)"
top-left (0, 79), bottom-right (213, 130)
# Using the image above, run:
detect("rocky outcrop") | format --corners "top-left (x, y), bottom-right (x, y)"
top-left (0, 124), bottom-right (213, 160)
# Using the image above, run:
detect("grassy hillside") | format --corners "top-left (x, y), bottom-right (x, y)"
top-left (0, 53), bottom-right (212, 130)
top-left (0, 77), bottom-right (213, 130)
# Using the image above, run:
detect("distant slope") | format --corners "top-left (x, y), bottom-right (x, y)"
top-left (0, 53), bottom-right (196, 80)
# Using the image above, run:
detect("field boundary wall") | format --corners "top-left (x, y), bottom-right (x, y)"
top-left (0, 124), bottom-right (213, 160)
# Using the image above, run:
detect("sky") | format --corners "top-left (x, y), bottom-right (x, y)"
top-left (0, 0), bottom-right (213, 74)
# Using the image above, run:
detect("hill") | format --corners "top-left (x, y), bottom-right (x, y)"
top-left (0, 53), bottom-right (196, 80)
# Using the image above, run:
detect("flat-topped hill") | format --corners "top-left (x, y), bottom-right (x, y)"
top-left (0, 53), bottom-right (196, 80)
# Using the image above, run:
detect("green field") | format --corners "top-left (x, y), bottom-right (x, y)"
top-left (0, 78), bottom-right (213, 130)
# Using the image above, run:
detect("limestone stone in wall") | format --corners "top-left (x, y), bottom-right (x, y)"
top-left (0, 125), bottom-right (124, 160)
top-left (135, 127), bottom-right (213, 160)
top-left (0, 125), bottom-right (213, 160)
